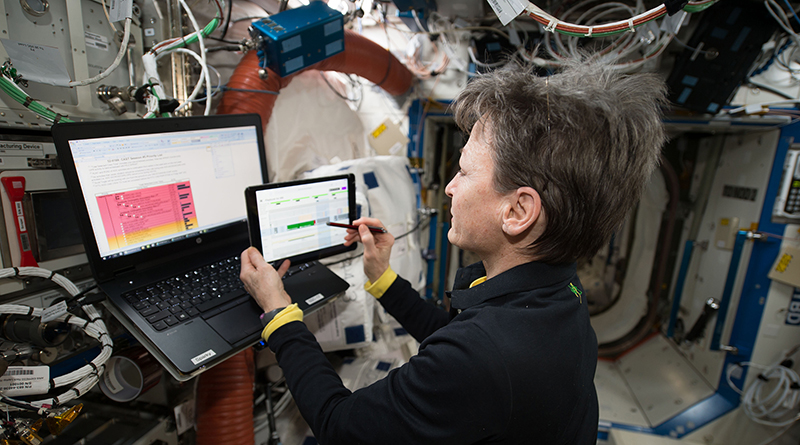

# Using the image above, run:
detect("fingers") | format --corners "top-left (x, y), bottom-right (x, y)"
top-left (240, 247), bottom-right (257, 275)
top-left (246, 247), bottom-right (270, 270)
top-left (276, 259), bottom-right (291, 277)
top-left (359, 223), bottom-right (376, 256)
top-left (352, 217), bottom-right (384, 228)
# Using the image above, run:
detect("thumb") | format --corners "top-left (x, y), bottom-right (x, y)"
top-left (246, 247), bottom-right (269, 270)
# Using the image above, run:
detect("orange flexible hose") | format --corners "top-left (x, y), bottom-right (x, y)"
top-left (203, 32), bottom-right (412, 445)
top-left (196, 348), bottom-right (255, 445)
top-left (217, 29), bottom-right (413, 128)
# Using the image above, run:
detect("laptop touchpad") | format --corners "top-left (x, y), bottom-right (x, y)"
top-left (206, 299), bottom-right (263, 344)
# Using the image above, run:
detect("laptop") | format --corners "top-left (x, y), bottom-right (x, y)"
top-left (53, 114), bottom-right (275, 381)
top-left (244, 174), bottom-right (355, 312)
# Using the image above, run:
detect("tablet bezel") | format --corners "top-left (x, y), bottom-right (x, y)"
top-left (245, 174), bottom-right (357, 264)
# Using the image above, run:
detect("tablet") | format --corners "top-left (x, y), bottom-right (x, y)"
top-left (245, 174), bottom-right (357, 264)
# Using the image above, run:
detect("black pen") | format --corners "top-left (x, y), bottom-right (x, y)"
top-left (327, 221), bottom-right (387, 233)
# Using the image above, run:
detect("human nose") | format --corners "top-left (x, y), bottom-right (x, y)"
top-left (445, 175), bottom-right (456, 198)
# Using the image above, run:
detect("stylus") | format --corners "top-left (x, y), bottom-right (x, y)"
top-left (326, 222), bottom-right (387, 233)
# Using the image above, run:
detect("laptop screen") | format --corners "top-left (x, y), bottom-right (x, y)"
top-left (64, 121), bottom-right (264, 260)
top-left (246, 174), bottom-right (357, 264)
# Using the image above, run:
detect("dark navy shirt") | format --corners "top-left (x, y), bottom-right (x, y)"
top-left (269, 261), bottom-right (599, 444)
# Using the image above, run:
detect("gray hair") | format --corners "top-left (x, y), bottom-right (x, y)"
top-left (453, 60), bottom-right (667, 264)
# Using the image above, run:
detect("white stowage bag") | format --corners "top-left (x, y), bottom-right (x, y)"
top-left (264, 71), bottom-right (370, 183)
top-left (301, 156), bottom-right (425, 352)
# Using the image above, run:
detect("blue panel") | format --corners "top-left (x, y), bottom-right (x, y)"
top-left (438, 222), bottom-right (450, 300)
top-left (710, 27), bottom-right (729, 40)
top-left (375, 361), bottom-right (392, 371)
top-left (710, 231), bottom-right (747, 351)
top-left (344, 325), bottom-right (366, 344)
top-left (731, 27), bottom-right (751, 52)
top-left (325, 39), bottom-right (343, 56)
top-left (667, 240), bottom-right (695, 338)
top-left (785, 289), bottom-right (800, 325)
top-left (727, 6), bottom-right (742, 24)
top-left (681, 75), bottom-right (699, 87)
top-left (706, 102), bottom-right (720, 113)
top-left (363, 171), bottom-right (379, 189)
top-left (718, 127), bottom-right (791, 388)
top-left (609, 124), bottom-right (797, 440)
top-left (408, 99), bottom-right (454, 302)
top-left (651, 393), bottom-right (738, 436)
top-left (394, 327), bottom-right (408, 336)
top-left (425, 213), bottom-right (437, 299)
top-left (677, 87), bottom-right (692, 104)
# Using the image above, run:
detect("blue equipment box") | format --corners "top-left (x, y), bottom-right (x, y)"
top-left (250, 2), bottom-right (345, 77)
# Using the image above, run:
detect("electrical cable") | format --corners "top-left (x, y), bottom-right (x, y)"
top-left (179, 0), bottom-right (212, 115)
top-left (726, 346), bottom-right (800, 427)
top-left (141, 0), bottom-right (223, 116)
top-left (68, 18), bottom-right (132, 87)
top-left (524, 0), bottom-right (716, 38)
top-left (219, 0), bottom-right (234, 40)
top-left (207, 36), bottom-right (242, 44)
top-left (0, 73), bottom-right (74, 123)
top-left (322, 213), bottom-right (432, 268)
top-left (100, 0), bottom-right (118, 33)
top-left (747, 79), bottom-right (796, 100)
top-left (156, 47), bottom-right (209, 112)
top-left (782, 0), bottom-right (800, 27)
top-left (0, 267), bottom-right (112, 411)
top-left (766, 0), bottom-right (800, 48)
top-left (221, 86), bottom-right (280, 95)
top-left (320, 72), bottom-right (362, 104)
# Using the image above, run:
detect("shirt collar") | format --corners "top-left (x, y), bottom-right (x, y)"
top-left (449, 261), bottom-right (577, 310)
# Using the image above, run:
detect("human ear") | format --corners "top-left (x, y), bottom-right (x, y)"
top-left (502, 187), bottom-right (542, 236)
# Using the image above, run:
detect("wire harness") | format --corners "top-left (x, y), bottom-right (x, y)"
top-left (525, 0), bottom-right (717, 37)
top-left (726, 346), bottom-right (800, 427)
top-left (0, 267), bottom-right (112, 412)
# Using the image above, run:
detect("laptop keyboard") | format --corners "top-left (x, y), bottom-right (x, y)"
top-left (123, 256), bottom-right (246, 332)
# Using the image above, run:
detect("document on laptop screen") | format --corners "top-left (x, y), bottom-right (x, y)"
top-left (67, 126), bottom-right (263, 259)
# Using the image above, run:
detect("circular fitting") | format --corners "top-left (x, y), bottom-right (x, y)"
top-left (20, 0), bottom-right (49, 17)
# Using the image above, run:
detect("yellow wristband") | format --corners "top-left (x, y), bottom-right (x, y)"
top-left (261, 303), bottom-right (304, 341)
top-left (364, 267), bottom-right (397, 299)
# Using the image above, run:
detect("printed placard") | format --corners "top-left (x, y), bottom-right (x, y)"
top-left (785, 288), bottom-right (800, 325)
top-left (0, 39), bottom-right (70, 86)
top-left (485, 0), bottom-right (527, 26)
top-left (85, 32), bottom-right (110, 51)
top-left (0, 366), bottom-right (49, 396)
top-left (108, 0), bottom-right (133, 22)
top-left (41, 300), bottom-right (68, 323)
top-left (305, 293), bottom-right (324, 306)
top-left (190, 349), bottom-right (216, 365)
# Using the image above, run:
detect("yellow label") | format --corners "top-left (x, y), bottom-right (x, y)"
top-left (776, 253), bottom-right (793, 273)
top-left (720, 218), bottom-right (730, 226)
top-left (371, 123), bottom-right (387, 139)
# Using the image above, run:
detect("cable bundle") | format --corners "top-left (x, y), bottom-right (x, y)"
top-left (727, 346), bottom-right (800, 428)
top-left (142, 0), bottom-right (224, 118)
top-left (0, 267), bottom-right (112, 412)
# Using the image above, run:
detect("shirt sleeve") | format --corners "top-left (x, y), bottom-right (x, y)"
top-left (268, 320), bottom-right (510, 445)
top-left (374, 274), bottom-right (450, 343)
top-left (364, 267), bottom-right (398, 299)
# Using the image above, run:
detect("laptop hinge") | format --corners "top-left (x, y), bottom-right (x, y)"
top-left (113, 266), bottom-right (136, 278)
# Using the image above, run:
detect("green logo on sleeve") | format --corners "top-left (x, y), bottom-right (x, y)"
top-left (569, 283), bottom-right (582, 304)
